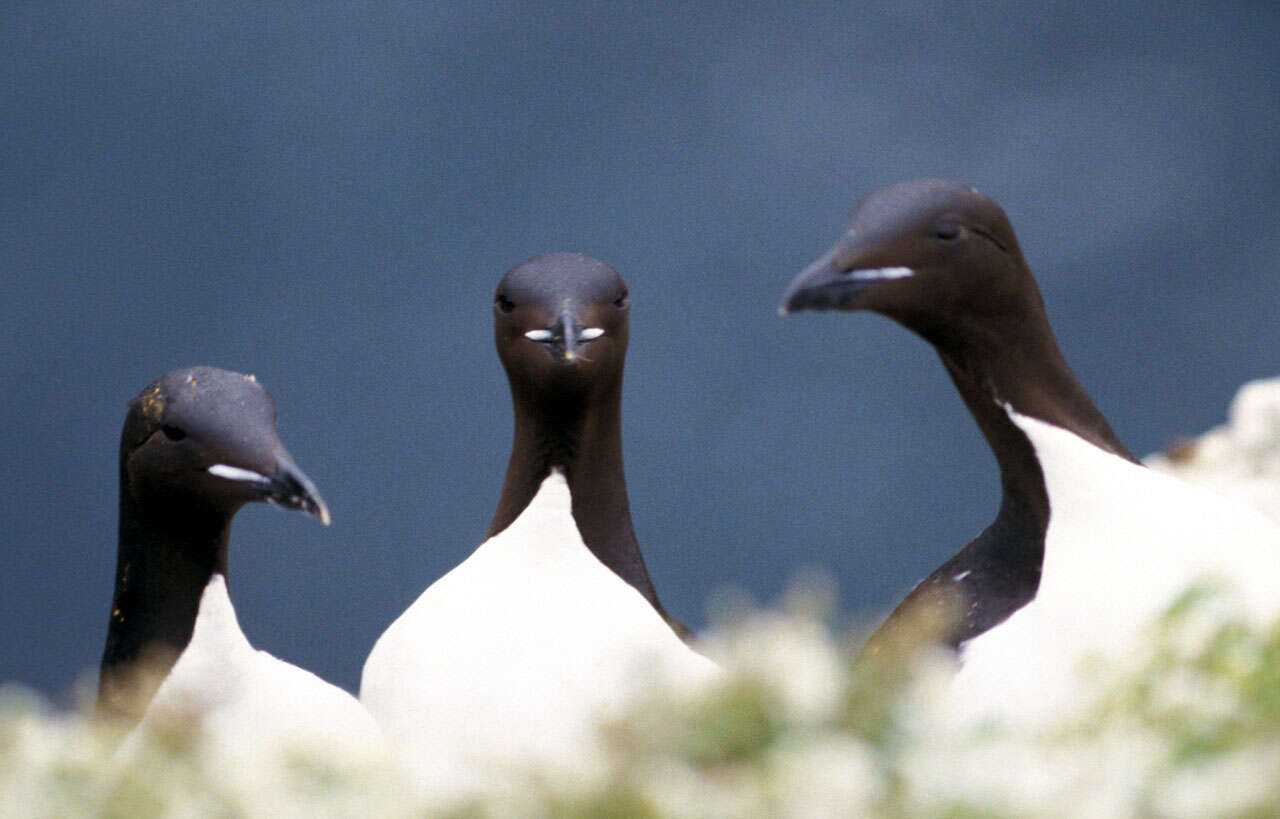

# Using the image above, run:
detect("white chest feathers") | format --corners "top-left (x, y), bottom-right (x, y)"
top-left (952, 410), bottom-right (1280, 725)
top-left (360, 471), bottom-right (718, 787)
top-left (125, 575), bottom-right (381, 763)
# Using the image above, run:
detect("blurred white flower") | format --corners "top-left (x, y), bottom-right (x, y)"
top-left (1149, 377), bottom-right (1280, 522)
top-left (5, 377), bottom-right (1280, 817)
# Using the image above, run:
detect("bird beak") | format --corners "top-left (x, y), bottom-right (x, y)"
top-left (779, 240), bottom-right (915, 315)
top-left (207, 457), bottom-right (331, 525)
top-left (524, 308), bottom-right (605, 362)
top-left (266, 457), bottom-right (331, 525)
top-left (553, 309), bottom-right (582, 361)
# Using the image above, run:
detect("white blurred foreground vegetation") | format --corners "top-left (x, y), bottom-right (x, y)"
top-left (5, 378), bottom-right (1280, 817)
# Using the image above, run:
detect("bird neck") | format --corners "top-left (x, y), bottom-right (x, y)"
top-left (98, 480), bottom-right (232, 721)
top-left (920, 291), bottom-right (1138, 570)
top-left (488, 383), bottom-right (665, 614)
top-left (927, 290), bottom-right (1136, 465)
top-left (939, 354), bottom-right (1051, 569)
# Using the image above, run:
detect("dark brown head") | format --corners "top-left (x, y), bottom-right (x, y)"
top-left (493, 253), bottom-right (631, 403)
top-left (120, 366), bottom-right (329, 524)
top-left (780, 179), bottom-right (1038, 347)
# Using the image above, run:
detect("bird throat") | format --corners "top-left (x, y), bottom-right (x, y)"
top-left (488, 382), bottom-right (668, 618)
top-left (98, 485), bottom-right (233, 722)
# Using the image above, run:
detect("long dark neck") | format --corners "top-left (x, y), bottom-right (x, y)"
top-left (863, 249), bottom-right (1144, 652)
top-left (98, 481), bottom-right (232, 721)
top-left (924, 285), bottom-right (1136, 464)
top-left (924, 284), bottom-right (1137, 559)
top-left (487, 383), bottom-right (669, 619)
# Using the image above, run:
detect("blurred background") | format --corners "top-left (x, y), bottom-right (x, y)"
top-left (3, 1), bottom-right (1277, 697)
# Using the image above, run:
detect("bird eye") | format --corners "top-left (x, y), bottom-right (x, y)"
top-left (496, 293), bottom-right (515, 313)
top-left (933, 222), bottom-right (960, 241)
top-left (161, 424), bottom-right (186, 441)
top-left (612, 290), bottom-right (628, 308)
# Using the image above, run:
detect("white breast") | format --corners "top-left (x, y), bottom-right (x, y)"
top-left (951, 410), bottom-right (1280, 724)
top-left (360, 471), bottom-right (718, 791)
top-left (125, 575), bottom-right (382, 765)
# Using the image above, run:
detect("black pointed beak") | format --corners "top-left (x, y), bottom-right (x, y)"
top-left (553, 310), bottom-right (583, 361)
top-left (265, 457), bottom-right (331, 525)
top-left (779, 247), bottom-right (849, 314)
top-left (779, 242), bottom-right (916, 315)
top-left (525, 308), bottom-right (600, 362)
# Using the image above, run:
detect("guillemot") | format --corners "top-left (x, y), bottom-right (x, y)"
top-left (485, 252), bottom-right (683, 632)
top-left (360, 253), bottom-right (716, 786)
top-left (780, 179), bottom-right (1280, 718)
top-left (99, 367), bottom-right (378, 748)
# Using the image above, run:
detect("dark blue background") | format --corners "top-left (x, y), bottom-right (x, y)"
top-left (4, 2), bottom-right (1278, 696)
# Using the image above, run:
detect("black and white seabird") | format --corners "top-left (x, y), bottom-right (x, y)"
top-left (99, 367), bottom-right (378, 747)
top-left (781, 179), bottom-right (1280, 719)
top-left (360, 253), bottom-right (716, 783)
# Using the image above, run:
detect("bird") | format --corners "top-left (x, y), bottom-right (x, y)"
top-left (361, 253), bottom-right (717, 788)
top-left (780, 178), bottom-right (1280, 721)
top-left (98, 366), bottom-right (379, 753)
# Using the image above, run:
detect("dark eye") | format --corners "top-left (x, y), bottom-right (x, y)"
top-left (934, 222), bottom-right (959, 241)
top-left (495, 293), bottom-right (515, 313)
top-left (612, 290), bottom-right (628, 308)
top-left (161, 424), bottom-right (186, 441)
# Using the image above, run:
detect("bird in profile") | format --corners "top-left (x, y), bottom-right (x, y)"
top-left (361, 253), bottom-right (717, 789)
top-left (99, 366), bottom-right (379, 753)
top-left (781, 179), bottom-right (1280, 721)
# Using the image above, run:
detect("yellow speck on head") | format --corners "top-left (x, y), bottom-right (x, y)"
top-left (565, 350), bottom-right (576, 362)
top-left (139, 387), bottom-right (165, 423)
top-left (245, 374), bottom-right (256, 382)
